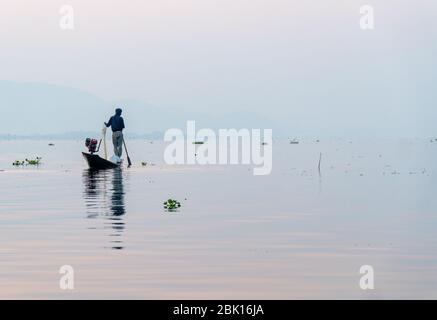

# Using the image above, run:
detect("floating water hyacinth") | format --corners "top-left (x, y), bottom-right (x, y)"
top-left (142, 162), bottom-right (156, 166)
top-left (164, 199), bottom-right (181, 211)
top-left (26, 157), bottom-right (42, 165)
top-left (13, 157), bottom-right (42, 166)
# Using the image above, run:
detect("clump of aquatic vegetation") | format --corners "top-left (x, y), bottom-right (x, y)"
top-left (141, 162), bottom-right (156, 166)
top-left (193, 141), bottom-right (204, 145)
top-left (13, 157), bottom-right (42, 166)
top-left (164, 199), bottom-right (181, 211)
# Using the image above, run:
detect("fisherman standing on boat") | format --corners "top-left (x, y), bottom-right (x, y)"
top-left (105, 108), bottom-right (125, 158)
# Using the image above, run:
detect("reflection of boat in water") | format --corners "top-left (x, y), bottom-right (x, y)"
top-left (82, 152), bottom-right (119, 170)
top-left (82, 168), bottom-right (126, 249)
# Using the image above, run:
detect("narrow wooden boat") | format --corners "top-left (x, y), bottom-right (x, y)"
top-left (82, 152), bottom-right (119, 170)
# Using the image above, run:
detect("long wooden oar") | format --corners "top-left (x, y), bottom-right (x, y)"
top-left (123, 138), bottom-right (132, 167)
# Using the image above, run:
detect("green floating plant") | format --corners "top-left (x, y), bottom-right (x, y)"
top-left (192, 141), bottom-right (204, 145)
top-left (13, 157), bottom-right (42, 166)
top-left (26, 157), bottom-right (42, 165)
top-left (163, 199), bottom-right (181, 211)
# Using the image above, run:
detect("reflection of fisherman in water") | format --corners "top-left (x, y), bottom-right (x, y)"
top-left (82, 168), bottom-right (126, 249)
top-left (110, 168), bottom-right (125, 216)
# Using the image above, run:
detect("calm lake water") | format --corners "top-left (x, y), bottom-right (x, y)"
top-left (1, 138), bottom-right (437, 299)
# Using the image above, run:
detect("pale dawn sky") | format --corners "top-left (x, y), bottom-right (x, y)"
top-left (0, 0), bottom-right (436, 137)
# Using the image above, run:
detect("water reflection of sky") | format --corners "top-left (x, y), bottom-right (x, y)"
top-left (83, 169), bottom-right (126, 250)
top-left (1, 139), bottom-right (437, 298)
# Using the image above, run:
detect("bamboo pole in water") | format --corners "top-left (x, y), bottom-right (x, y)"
top-left (102, 125), bottom-right (108, 160)
top-left (318, 152), bottom-right (322, 175)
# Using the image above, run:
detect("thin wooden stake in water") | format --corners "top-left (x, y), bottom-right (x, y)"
top-left (318, 152), bottom-right (322, 175)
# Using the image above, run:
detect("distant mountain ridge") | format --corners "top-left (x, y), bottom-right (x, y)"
top-left (0, 131), bottom-right (164, 140)
top-left (0, 80), bottom-right (281, 137)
